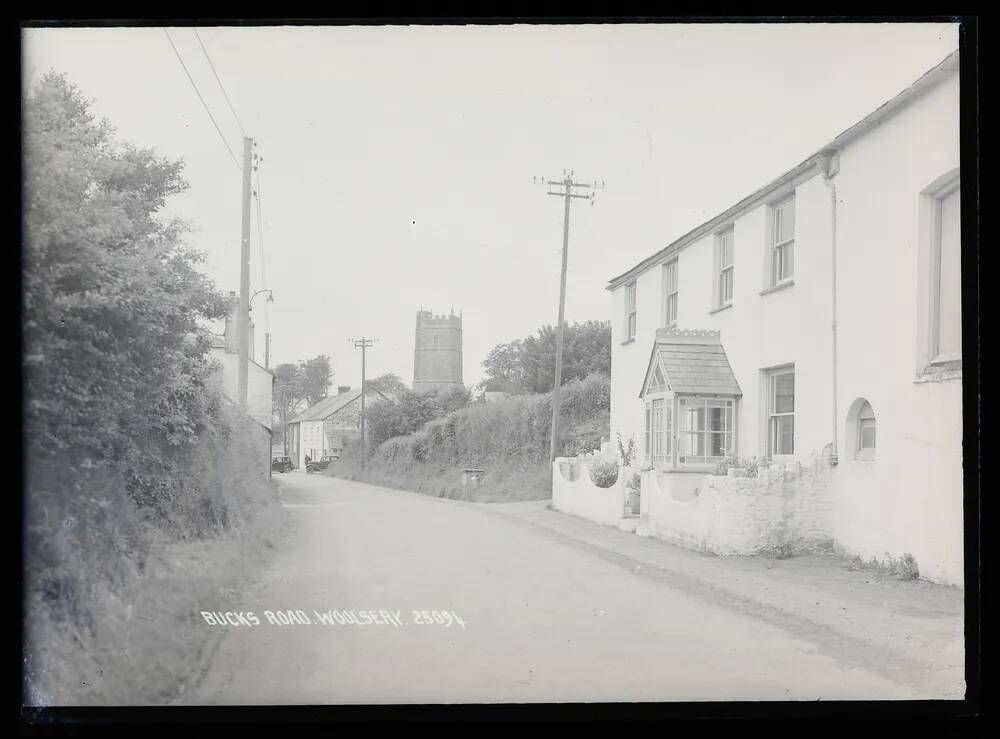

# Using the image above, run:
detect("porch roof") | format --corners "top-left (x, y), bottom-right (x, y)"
top-left (640, 329), bottom-right (742, 398)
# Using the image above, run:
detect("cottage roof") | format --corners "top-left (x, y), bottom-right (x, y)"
top-left (287, 387), bottom-right (388, 424)
top-left (640, 329), bottom-right (742, 398)
top-left (607, 49), bottom-right (960, 291)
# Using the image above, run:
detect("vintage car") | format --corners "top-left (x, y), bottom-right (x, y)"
top-left (271, 456), bottom-right (293, 473)
top-left (306, 455), bottom-right (337, 474)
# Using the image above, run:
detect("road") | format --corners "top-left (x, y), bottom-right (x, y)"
top-left (185, 471), bottom-right (925, 704)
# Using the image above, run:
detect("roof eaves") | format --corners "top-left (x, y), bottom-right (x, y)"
top-left (606, 49), bottom-right (960, 292)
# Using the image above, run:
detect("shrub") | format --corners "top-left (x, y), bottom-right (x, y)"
top-left (589, 460), bottom-right (620, 488)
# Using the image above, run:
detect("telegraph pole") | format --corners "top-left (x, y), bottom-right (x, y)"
top-left (237, 137), bottom-right (254, 408)
top-left (264, 332), bottom-right (271, 370)
top-left (535, 171), bottom-right (604, 463)
top-left (351, 337), bottom-right (377, 470)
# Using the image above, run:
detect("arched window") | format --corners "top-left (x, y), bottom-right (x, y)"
top-left (856, 400), bottom-right (876, 460)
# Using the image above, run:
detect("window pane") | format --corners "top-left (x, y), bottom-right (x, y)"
top-left (709, 432), bottom-right (727, 457)
top-left (628, 314), bottom-right (636, 338)
top-left (776, 199), bottom-right (795, 242)
top-left (708, 405), bottom-right (726, 432)
top-left (937, 187), bottom-right (962, 358)
top-left (859, 419), bottom-right (876, 450)
top-left (771, 415), bottom-right (794, 456)
top-left (772, 372), bottom-right (794, 413)
top-left (685, 405), bottom-right (706, 431)
top-left (721, 269), bottom-right (733, 303)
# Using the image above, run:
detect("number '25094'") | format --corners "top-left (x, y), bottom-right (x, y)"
top-left (412, 610), bottom-right (466, 628)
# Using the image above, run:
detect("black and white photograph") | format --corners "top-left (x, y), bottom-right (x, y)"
top-left (19, 18), bottom-right (977, 714)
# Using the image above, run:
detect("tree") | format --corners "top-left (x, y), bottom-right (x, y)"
top-left (23, 72), bottom-right (227, 472)
top-left (272, 362), bottom-right (305, 446)
top-left (479, 340), bottom-right (524, 391)
top-left (364, 386), bottom-right (471, 450)
top-left (298, 355), bottom-right (331, 407)
top-left (365, 373), bottom-right (408, 396)
top-left (480, 321), bottom-right (611, 395)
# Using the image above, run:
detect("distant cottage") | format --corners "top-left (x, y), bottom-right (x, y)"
top-left (286, 386), bottom-right (392, 470)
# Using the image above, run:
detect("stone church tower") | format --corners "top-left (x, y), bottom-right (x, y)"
top-left (413, 308), bottom-right (463, 392)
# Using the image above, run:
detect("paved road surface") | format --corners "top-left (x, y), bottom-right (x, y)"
top-left (185, 472), bottom-right (924, 704)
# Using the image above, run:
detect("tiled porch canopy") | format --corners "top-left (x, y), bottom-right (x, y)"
top-left (640, 329), bottom-right (742, 398)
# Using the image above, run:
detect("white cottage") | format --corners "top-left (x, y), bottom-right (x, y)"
top-left (606, 50), bottom-right (964, 586)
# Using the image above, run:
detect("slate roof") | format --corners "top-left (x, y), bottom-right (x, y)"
top-left (288, 389), bottom-right (361, 424)
top-left (641, 329), bottom-right (742, 397)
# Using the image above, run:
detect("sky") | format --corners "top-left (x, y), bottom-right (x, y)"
top-left (22, 22), bottom-right (960, 390)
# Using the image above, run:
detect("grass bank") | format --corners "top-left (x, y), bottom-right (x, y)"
top-left (23, 407), bottom-right (289, 706)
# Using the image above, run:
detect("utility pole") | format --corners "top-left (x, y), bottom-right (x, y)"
top-left (237, 137), bottom-right (254, 408)
top-left (535, 171), bottom-right (604, 463)
top-left (351, 337), bottom-right (377, 470)
top-left (264, 332), bottom-right (271, 370)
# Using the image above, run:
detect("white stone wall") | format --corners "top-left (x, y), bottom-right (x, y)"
top-left (552, 458), bottom-right (627, 527)
top-left (643, 459), bottom-right (836, 556)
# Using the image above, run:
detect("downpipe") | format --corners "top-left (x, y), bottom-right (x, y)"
top-left (821, 151), bottom-right (840, 467)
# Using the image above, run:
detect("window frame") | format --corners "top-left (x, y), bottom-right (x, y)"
top-left (856, 401), bottom-right (876, 461)
top-left (716, 227), bottom-right (735, 308)
top-left (929, 178), bottom-right (962, 367)
top-left (769, 196), bottom-right (795, 287)
top-left (765, 365), bottom-right (795, 459)
top-left (663, 259), bottom-right (679, 327)
top-left (677, 395), bottom-right (736, 465)
top-left (625, 281), bottom-right (637, 341)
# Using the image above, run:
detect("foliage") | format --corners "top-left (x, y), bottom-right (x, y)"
top-left (714, 455), bottom-right (761, 478)
top-left (22, 72), bottom-right (286, 703)
top-left (480, 321), bottom-right (611, 394)
top-left (365, 372), bottom-right (408, 396)
top-left (617, 433), bottom-right (637, 467)
top-left (331, 374), bottom-right (611, 500)
top-left (589, 460), bottom-right (620, 489)
top-left (365, 385), bottom-right (471, 450)
top-left (271, 362), bottom-right (304, 442)
top-left (298, 355), bottom-right (332, 407)
top-left (23, 71), bottom-right (227, 472)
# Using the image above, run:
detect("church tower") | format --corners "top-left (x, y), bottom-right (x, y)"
top-left (413, 308), bottom-right (463, 392)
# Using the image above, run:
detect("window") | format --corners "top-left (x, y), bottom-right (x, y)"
top-left (679, 397), bottom-right (734, 464)
top-left (663, 260), bottom-right (678, 326)
top-left (650, 398), bottom-right (671, 463)
top-left (766, 366), bottom-right (794, 457)
top-left (717, 229), bottom-right (734, 306)
top-left (932, 181), bottom-right (961, 364)
top-left (856, 400), bottom-right (876, 460)
top-left (625, 282), bottom-right (637, 340)
top-left (770, 197), bottom-right (795, 285)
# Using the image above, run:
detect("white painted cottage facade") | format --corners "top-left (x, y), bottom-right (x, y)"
top-left (607, 51), bottom-right (964, 586)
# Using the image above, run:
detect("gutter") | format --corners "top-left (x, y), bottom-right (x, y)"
top-left (819, 150), bottom-right (841, 466)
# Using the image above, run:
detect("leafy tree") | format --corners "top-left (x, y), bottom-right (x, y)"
top-left (480, 321), bottom-right (611, 395)
top-left (365, 373), bottom-right (408, 396)
top-left (479, 340), bottom-right (523, 391)
top-left (272, 362), bottom-right (304, 445)
top-left (298, 355), bottom-right (331, 407)
top-left (23, 72), bottom-right (227, 476)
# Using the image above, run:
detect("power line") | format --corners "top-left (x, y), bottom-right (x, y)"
top-left (163, 29), bottom-right (242, 173)
top-left (193, 28), bottom-right (247, 138)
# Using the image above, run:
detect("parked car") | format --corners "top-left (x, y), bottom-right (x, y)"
top-left (271, 456), bottom-right (293, 473)
top-left (306, 455), bottom-right (336, 474)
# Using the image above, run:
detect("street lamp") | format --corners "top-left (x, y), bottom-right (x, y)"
top-left (249, 289), bottom-right (273, 311)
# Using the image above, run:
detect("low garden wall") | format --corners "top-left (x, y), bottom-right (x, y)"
top-left (552, 456), bottom-right (626, 527)
top-left (644, 457), bottom-right (836, 556)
